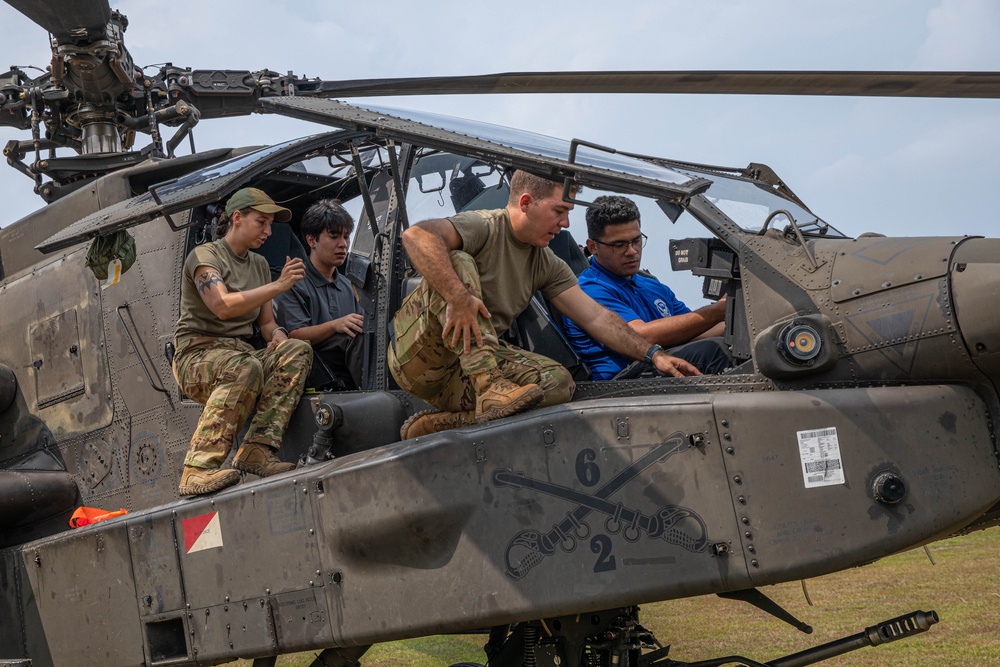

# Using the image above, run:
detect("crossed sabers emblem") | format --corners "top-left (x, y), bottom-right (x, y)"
top-left (493, 432), bottom-right (710, 580)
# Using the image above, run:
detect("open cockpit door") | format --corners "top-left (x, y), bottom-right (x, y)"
top-left (260, 98), bottom-right (712, 200)
top-left (36, 132), bottom-right (356, 253)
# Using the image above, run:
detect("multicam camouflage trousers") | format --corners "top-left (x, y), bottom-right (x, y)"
top-left (387, 251), bottom-right (575, 413)
top-left (173, 336), bottom-right (312, 469)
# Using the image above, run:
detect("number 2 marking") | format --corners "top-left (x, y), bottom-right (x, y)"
top-left (591, 534), bottom-right (617, 572)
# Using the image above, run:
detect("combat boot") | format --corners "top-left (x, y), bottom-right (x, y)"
top-left (233, 443), bottom-right (296, 477)
top-left (400, 409), bottom-right (478, 439)
top-left (178, 465), bottom-right (241, 496)
top-left (471, 368), bottom-right (544, 423)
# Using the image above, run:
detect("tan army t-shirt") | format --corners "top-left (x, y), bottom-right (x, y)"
top-left (450, 208), bottom-right (577, 334)
top-left (174, 239), bottom-right (271, 349)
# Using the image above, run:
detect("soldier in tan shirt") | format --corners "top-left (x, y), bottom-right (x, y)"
top-left (389, 171), bottom-right (701, 439)
top-left (172, 188), bottom-right (313, 496)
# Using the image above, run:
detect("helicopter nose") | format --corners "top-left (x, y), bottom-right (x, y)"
top-left (951, 238), bottom-right (1000, 381)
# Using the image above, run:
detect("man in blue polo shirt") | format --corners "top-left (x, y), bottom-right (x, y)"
top-left (564, 195), bottom-right (733, 380)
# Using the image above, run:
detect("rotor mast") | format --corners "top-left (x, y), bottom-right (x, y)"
top-left (51, 9), bottom-right (135, 154)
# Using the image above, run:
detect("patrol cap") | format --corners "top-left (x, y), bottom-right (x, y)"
top-left (225, 187), bottom-right (292, 222)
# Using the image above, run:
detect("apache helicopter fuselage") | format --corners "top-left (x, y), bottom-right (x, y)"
top-left (1, 98), bottom-right (999, 667)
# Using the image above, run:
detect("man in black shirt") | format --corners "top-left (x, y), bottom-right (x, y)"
top-left (275, 199), bottom-right (364, 389)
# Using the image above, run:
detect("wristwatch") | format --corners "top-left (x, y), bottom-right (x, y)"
top-left (644, 344), bottom-right (663, 365)
top-left (273, 326), bottom-right (289, 338)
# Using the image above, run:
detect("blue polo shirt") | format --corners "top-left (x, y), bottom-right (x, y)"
top-left (563, 260), bottom-right (690, 380)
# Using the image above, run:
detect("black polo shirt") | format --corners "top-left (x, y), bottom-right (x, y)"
top-left (274, 257), bottom-right (360, 335)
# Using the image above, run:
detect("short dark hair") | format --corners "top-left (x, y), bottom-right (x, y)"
top-left (586, 195), bottom-right (641, 240)
top-left (507, 170), bottom-right (581, 206)
top-left (300, 199), bottom-right (355, 242)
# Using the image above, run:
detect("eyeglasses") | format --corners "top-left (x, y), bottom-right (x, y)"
top-left (591, 233), bottom-right (647, 255)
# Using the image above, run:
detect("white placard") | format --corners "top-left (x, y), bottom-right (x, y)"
top-left (797, 427), bottom-right (845, 488)
top-left (102, 258), bottom-right (122, 290)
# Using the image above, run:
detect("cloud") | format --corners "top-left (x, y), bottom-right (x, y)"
top-left (806, 152), bottom-right (869, 192)
top-left (915, 0), bottom-right (1000, 68)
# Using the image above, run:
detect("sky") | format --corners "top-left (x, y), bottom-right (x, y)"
top-left (1, 0), bottom-right (998, 305)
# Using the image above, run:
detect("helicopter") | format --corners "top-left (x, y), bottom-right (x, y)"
top-left (2, 1), bottom-right (1000, 666)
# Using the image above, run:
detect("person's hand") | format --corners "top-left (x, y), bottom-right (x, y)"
top-left (267, 328), bottom-right (288, 348)
top-left (331, 313), bottom-right (364, 338)
top-left (652, 351), bottom-right (702, 377)
top-left (276, 256), bottom-right (306, 291)
top-left (443, 292), bottom-right (491, 354)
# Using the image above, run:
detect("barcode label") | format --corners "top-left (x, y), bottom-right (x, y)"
top-left (805, 460), bottom-right (842, 473)
top-left (797, 427), bottom-right (845, 488)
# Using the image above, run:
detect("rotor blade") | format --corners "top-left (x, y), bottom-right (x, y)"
top-left (299, 71), bottom-right (1000, 100)
top-left (4, 0), bottom-right (111, 44)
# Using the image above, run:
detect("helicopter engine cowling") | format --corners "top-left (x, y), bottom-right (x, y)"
top-left (950, 238), bottom-right (1000, 387)
top-left (0, 363), bottom-right (15, 414)
top-left (948, 237), bottom-right (1000, 534)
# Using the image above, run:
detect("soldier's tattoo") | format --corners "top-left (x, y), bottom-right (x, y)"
top-left (196, 270), bottom-right (225, 295)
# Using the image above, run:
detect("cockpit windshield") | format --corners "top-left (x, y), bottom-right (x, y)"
top-left (672, 166), bottom-right (849, 239)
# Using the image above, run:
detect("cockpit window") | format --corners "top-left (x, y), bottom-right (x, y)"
top-left (673, 167), bottom-right (849, 238)
top-left (356, 104), bottom-right (697, 188)
top-left (151, 135), bottom-right (328, 199)
top-left (406, 151), bottom-right (509, 222)
top-left (283, 145), bottom-right (383, 179)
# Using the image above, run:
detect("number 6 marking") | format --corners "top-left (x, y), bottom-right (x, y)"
top-left (576, 448), bottom-right (601, 487)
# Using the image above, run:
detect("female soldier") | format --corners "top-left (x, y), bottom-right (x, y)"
top-left (172, 187), bottom-right (313, 496)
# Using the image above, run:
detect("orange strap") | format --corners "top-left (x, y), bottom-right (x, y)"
top-left (69, 506), bottom-right (128, 528)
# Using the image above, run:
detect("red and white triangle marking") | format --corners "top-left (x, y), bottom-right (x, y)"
top-left (182, 511), bottom-right (224, 554)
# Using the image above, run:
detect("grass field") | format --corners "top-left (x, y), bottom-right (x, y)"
top-left (245, 529), bottom-right (1000, 667)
